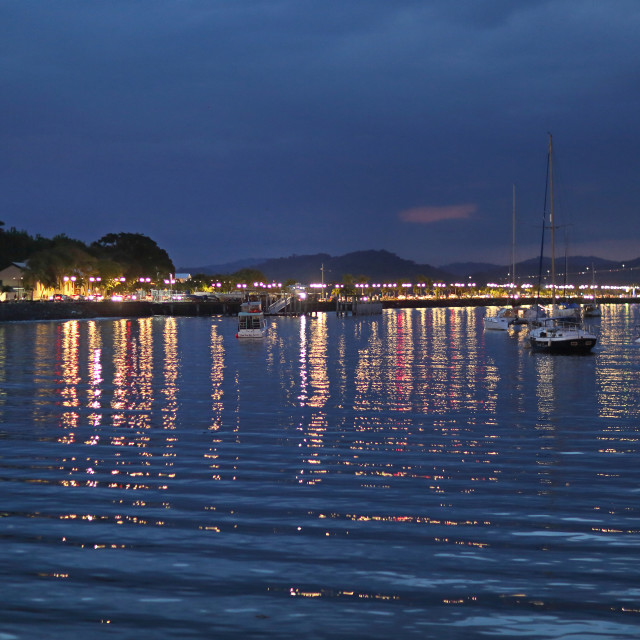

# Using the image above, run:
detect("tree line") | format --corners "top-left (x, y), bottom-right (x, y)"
top-left (0, 222), bottom-right (276, 296)
top-left (0, 222), bottom-right (175, 293)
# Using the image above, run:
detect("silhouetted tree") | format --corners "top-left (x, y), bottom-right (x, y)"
top-left (90, 233), bottom-right (174, 280)
top-left (0, 226), bottom-right (51, 265)
top-left (25, 236), bottom-right (96, 291)
top-left (232, 268), bottom-right (267, 285)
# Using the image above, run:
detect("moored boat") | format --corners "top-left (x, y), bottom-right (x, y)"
top-left (582, 265), bottom-right (602, 317)
top-left (236, 301), bottom-right (267, 338)
top-left (483, 307), bottom-right (517, 331)
top-left (526, 134), bottom-right (597, 355)
top-left (582, 301), bottom-right (602, 317)
top-left (547, 301), bottom-right (581, 322)
top-left (528, 317), bottom-right (597, 353)
top-left (519, 304), bottom-right (547, 324)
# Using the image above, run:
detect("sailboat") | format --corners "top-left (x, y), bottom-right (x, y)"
top-left (484, 185), bottom-right (518, 331)
top-left (582, 264), bottom-right (602, 317)
top-left (550, 247), bottom-right (581, 321)
top-left (528, 135), bottom-right (598, 354)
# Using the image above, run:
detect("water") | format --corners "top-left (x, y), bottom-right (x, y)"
top-left (1, 306), bottom-right (640, 639)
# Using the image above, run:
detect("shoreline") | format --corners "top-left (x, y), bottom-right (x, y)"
top-left (1, 297), bottom-right (638, 323)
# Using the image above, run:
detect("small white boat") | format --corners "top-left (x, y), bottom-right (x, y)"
top-left (484, 307), bottom-right (517, 331)
top-left (528, 318), bottom-right (597, 354)
top-left (236, 301), bottom-right (267, 338)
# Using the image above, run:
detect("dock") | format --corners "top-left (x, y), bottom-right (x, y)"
top-left (336, 297), bottom-right (383, 316)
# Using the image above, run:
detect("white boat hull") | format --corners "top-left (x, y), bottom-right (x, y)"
top-left (483, 317), bottom-right (512, 331)
top-left (484, 307), bottom-right (516, 331)
top-left (237, 328), bottom-right (267, 338)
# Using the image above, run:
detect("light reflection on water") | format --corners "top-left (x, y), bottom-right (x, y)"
top-left (1, 305), bottom-right (640, 638)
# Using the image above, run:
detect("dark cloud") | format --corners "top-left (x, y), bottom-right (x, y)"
top-left (1, 1), bottom-right (639, 268)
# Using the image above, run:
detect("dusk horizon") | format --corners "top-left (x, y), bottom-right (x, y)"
top-left (2, 2), bottom-right (638, 270)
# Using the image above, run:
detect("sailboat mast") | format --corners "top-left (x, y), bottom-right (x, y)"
top-left (549, 133), bottom-right (556, 305)
top-left (512, 184), bottom-right (516, 289)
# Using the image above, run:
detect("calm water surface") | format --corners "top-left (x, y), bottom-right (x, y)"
top-left (1, 306), bottom-right (640, 639)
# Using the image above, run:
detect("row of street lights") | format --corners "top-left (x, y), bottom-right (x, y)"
top-left (234, 282), bottom-right (283, 289)
top-left (61, 275), bottom-right (168, 297)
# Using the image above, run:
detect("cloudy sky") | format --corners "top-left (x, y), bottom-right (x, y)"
top-left (2, 1), bottom-right (639, 269)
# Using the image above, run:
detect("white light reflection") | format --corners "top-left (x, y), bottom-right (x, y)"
top-left (60, 320), bottom-right (80, 430)
top-left (111, 319), bottom-right (130, 427)
top-left (206, 322), bottom-right (225, 481)
top-left (161, 317), bottom-right (179, 463)
top-left (0, 326), bottom-right (5, 418)
top-left (298, 314), bottom-right (308, 405)
top-left (87, 321), bottom-right (103, 427)
top-left (297, 314), bottom-right (330, 485)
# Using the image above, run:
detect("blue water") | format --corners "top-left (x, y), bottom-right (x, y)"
top-left (1, 306), bottom-right (640, 639)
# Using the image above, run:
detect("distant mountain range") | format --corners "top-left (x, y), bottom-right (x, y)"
top-left (181, 251), bottom-right (640, 286)
top-left (182, 250), bottom-right (452, 284)
top-left (460, 256), bottom-right (640, 286)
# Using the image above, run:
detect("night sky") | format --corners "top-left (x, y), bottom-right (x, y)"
top-left (2, 1), bottom-right (639, 269)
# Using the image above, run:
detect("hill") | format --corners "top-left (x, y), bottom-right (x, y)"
top-left (470, 256), bottom-right (629, 286)
top-left (182, 251), bottom-right (640, 286)
top-left (182, 257), bottom-right (270, 275)
top-left (440, 262), bottom-right (499, 277)
top-left (183, 250), bottom-right (452, 284)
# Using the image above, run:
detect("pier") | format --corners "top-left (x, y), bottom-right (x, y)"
top-left (336, 297), bottom-right (383, 316)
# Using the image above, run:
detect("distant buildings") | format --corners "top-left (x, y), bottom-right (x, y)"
top-left (0, 262), bottom-right (29, 301)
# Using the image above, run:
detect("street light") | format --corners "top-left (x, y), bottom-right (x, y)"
top-left (62, 275), bottom-right (77, 296)
top-left (164, 276), bottom-right (176, 301)
top-left (87, 276), bottom-right (102, 299)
